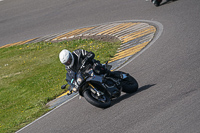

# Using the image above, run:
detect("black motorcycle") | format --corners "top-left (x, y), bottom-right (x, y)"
top-left (61, 62), bottom-right (138, 108)
top-left (151, 0), bottom-right (162, 6)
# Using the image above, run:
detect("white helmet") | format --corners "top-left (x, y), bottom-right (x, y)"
top-left (59, 49), bottom-right (74, 67)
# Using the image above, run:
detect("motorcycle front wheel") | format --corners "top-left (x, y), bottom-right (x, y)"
top-left (117, 71), bottom-right (138, 93)
top-left (83, 89), bottom-right (111, 108)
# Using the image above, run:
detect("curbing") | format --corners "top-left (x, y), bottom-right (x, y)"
top-left (45, 20), bottom-right (159, 109)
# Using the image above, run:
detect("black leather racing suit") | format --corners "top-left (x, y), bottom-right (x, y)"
top-left (65, 49), bottom-right (95, 72)
top-left (65, 49), bottom-right (106, 87)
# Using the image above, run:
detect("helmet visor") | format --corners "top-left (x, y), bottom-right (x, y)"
top-left (64, 53), bottom-right (72, 66)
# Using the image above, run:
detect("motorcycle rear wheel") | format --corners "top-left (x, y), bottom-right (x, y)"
top-left (83, 89), bottom-right (111, 108)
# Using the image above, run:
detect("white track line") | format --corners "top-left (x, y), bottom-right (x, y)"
top-left (16, 95), bottom-right (78, 133)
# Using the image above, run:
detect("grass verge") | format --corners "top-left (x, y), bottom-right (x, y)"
top-left (0, 39), bottom-right (120, 133)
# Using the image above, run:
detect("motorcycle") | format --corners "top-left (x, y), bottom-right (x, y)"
top-left (151, 0), bottom-right (162, 6)
top-left (61, 62), bottom-right (138, 108)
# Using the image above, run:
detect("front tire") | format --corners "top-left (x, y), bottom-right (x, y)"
top-left (120, 72), bottom-right (138, 93)
top-left (83, 89), bottom-right (111, 108)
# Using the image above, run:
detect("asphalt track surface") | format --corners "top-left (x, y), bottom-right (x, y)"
top-left (1, 0), bottom-right (200, 133)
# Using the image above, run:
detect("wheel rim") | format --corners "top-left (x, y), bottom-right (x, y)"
top-left (91, 92), bottom-right (107, 103)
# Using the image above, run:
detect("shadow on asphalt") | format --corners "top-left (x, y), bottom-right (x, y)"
top-left (111, 84), bottom-right (156, 107)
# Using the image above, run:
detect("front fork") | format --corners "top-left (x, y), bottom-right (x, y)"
top-left (88, 83), bottom-right (104, 97)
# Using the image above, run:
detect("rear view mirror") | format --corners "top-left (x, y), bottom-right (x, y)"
top-left (61, 84), bottom-right (67, 89)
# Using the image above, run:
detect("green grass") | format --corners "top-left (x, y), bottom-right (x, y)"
top-left (0, 39), bottom-right (120, 133)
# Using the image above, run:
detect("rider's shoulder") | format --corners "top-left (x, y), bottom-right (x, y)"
top-left (73, 49), bottom-right (88, 56)
top-left (73, 49), bottom-right (83, 53)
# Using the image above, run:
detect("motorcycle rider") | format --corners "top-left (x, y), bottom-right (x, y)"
top-left (59, 49), bottom-right (127, 89)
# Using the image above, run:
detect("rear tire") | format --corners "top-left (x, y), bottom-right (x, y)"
top-left (83, 89), bottom-right (111, 108)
